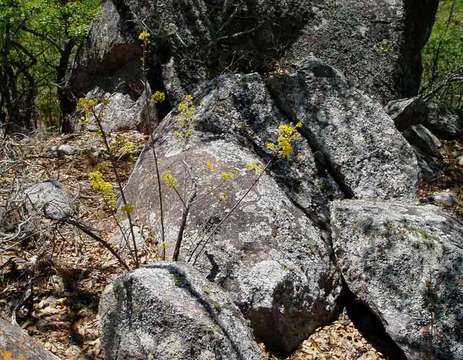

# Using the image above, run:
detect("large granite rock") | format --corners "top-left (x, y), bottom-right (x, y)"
top-left (332, 200), bottom-right (463, 360)
top-left (267, 59), bottom-right (419, 199)
top-left (283, 0), bottom-right (438, 103)
top-left (99, 263), bottom-right (263, 360)
top-left (0, 317), bottom-right (59, 360)
top-left (123, 73), bottom-right (343, 352)
top-left (70, 0), bottom-right (438, 110)
top-left (123, 65), bottom-right (422, 350)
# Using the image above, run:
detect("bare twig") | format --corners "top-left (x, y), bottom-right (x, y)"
top-left (63, 218), bottom-right (130, 271)
top-left (172, 188), bottom-right (197, 262)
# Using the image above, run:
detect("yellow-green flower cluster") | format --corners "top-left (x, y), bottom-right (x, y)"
top-left (151, 91), bottom-right (166, 104)
top-left (175, 95), bottom-right (196, 139)
top-left (161, 170), bottom-right (178, 189)
top-left (206, 160), bottom-right (217, 173)
top-left (120, 203), bottom-right (134, 215)
top-left (88, 170), bottom-right (116, 208)
top-left (266, 121), bottom-right (302, 159)
top-left (139, 31), bottom-right (150, 44)
top-left (245, 160), bottom-right (265, 174)
top-left (110, 134), bottom-right (137, 156)
top-left (77, 98), bottom-right (98, 124)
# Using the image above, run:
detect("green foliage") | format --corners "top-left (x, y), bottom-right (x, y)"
top-left (0, 0), bottom-right (100, 129)
top-left (422, 0), bottom-right (463, 108)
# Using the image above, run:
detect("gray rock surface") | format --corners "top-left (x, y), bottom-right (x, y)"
top-left (0, 317), bottom-right (59, 360)
top-left (283, 0), bottom-right (438, 103)
top-left (48, 144), bottom-right (78, 157)
top-left (385, 97), bottom-right (429, 131)
top-left (70, 0), bottom-right (438, 107)
top-left (386, 98), bottom-right (463, 139)
top-left (70, 0), bottom-right (143, 97)
top-left (123, 73), bottom-right (343, 352)
top-left (23, 181), bottom-right (74, 221)
top-left (267, 59), bottom-right (419, 199)
top-left (402, 124), bottom-right (442, 157)
top-left (429, 191), bottom-right (458, 207)
top-left (424, 102), bottom-right (463, 140)
top-left (79, 88), bottom-right (156, 134)
top-left (332, 200), bottom-right (463, 360)
top-left (99, 263), bottom-right (263, 360)
top-left (402, 124), bottom-right (443, 180)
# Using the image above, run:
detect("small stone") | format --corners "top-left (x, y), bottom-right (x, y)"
top-left (23, 181), bottom-right (74, 220)
top-left (429, 191), bottom-right (457, 207)
top-left (48, 144), bottom-right (77, 156)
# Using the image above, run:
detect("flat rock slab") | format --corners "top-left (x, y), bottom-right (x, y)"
top-left (331, 200), bottom-right (463, 360)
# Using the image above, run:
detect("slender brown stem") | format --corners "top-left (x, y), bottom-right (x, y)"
top-left (188, 160), bottom-right (272, 264)
top-left (172, 189), bottom-right (197, 261)
top-left (150, 143), bottom-right (166, 260)
top-left (92, 107), bottom-right (139, 267)
top-left (64, 218), bottom-right (130, 271)
top-left (140, 40), bottom-right (167, 260)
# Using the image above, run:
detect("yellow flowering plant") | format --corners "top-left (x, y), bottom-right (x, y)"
top-left (266, 121), bottom-right (302, 159)
top-left (138, 31), bottom-right (150, 44)
top-left (88, 170), bottom-right (117, 209)
top-left (151, 91), bottom-right (166, 104)
top-left (175, 95), bottom-right (196, 139)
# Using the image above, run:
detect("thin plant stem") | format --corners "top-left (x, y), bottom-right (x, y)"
top-left (64, 218), bottom-right (130, 271)
top-left (92, 107), bottom-right (139, 268)
top-left (188, 159), bottom-right (273, 264)
top-left (172, 189), bottom-right (197, 261)
top-left (140, 40), bottom-right (167, 260)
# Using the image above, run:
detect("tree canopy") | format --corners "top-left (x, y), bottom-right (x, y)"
top-left (0, 0), bottom-right (99, 133)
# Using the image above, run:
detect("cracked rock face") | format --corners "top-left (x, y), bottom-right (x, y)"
top-left (267, 59), bottom-right (419, 200)
top-left (99, 263), bottom-right (263, 360)
top-left (123, 73), bottom-right (343, 353)
top-left (332, 200), bottom-right (463, 360)
top-left (123, 65), bottom-right (420, 352)
top-left (70, 0), bottom-right (438, 113)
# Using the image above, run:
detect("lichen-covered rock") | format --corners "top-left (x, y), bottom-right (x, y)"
top-left (123, 73), bottom-right (342, 352)
top-left (385, 97), bottom-right (428, 131)
top-left (331, 200), bottom-right (463, 360)
top-left (23, 181), bottom-right (74, 221)
top-left (99, 263), bottom-right (263, 360)
top-left (70, 0), bottom-right (143, 97)
top-left (284, 0), bottom-right (438, 103)
top-left (402, 124), bottom-right (443, 180)
top-left (386, 97), bottom-right (463, 140)
top-left (267, 59), bottom-right (419, 200)
top-left (424, 102), bottom-right (463, 140)
top-left (70, 0), bottom-right (438, 108)
top-left (80, 88), bottom-right (156, 134)
top-left (0, 317), bottom-right (59, 360)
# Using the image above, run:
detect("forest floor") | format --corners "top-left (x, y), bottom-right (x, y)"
top-left (0, 128), bottom-right (461, 360)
